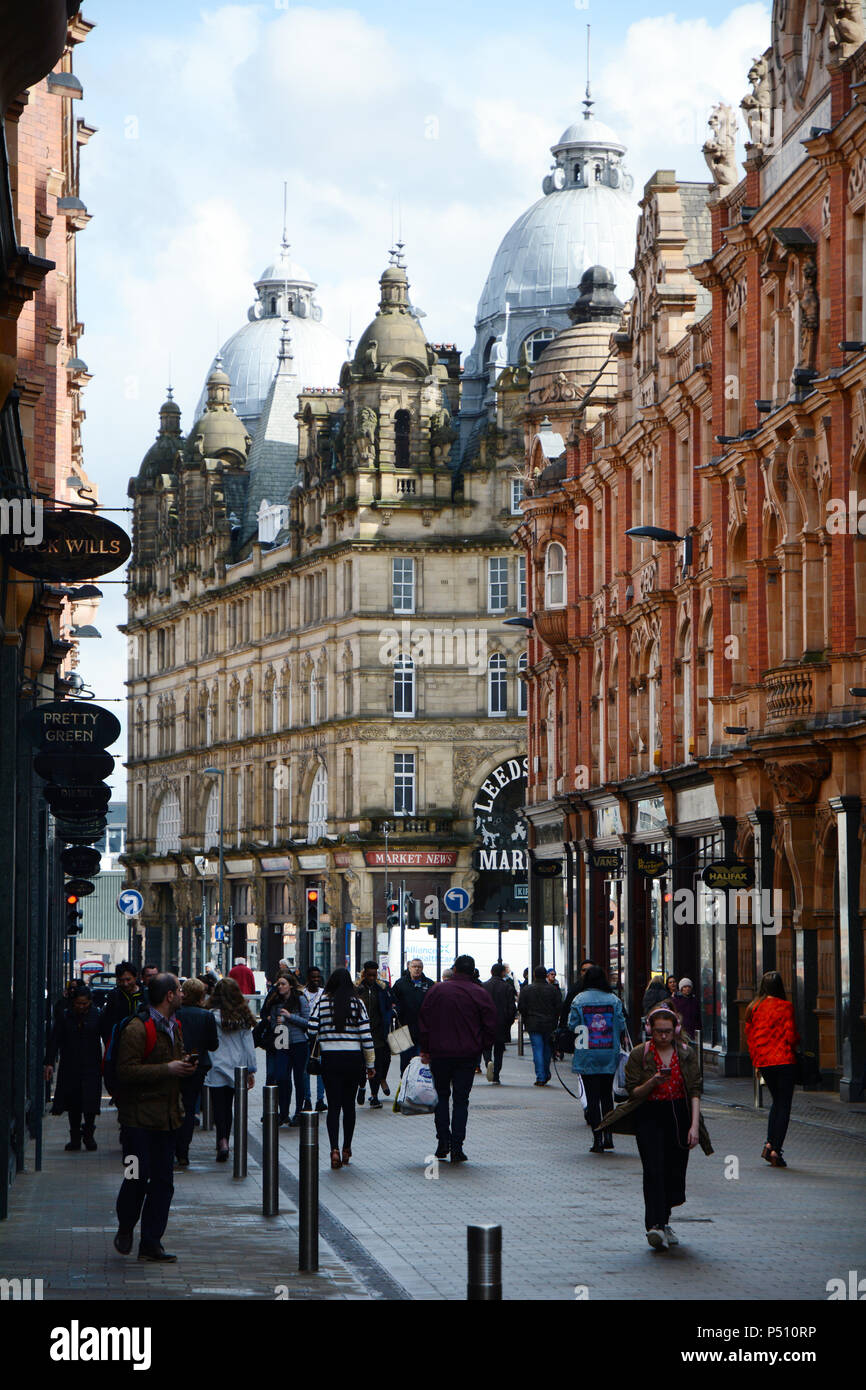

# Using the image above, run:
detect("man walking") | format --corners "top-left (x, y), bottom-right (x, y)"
top-left (391, 957), bottom-right (435, 1073)
top-left (519, 965), bottom-right (562, 1085)
top-left (228, 957), bottom-right (256, 995)
top-left (113, 973), bottom-right (195, 1262)
top-left (356, 962), bottom-right (395, 1106)
top-left (100, 962), bottom-right (145, 1044)
top-left (482, 963), bottom-right (517, 1084)
top-left (418, 955), bottom-right (497, 1163)
top-left (302, 966), bottom-right (327, 1112)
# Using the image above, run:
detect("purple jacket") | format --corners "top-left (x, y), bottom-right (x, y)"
top-left (418, 976), bottom-right (498, 1058)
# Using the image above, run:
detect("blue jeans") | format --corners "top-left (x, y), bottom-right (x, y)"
top-left (529, 1032), bottom-right (552, 1082)
top-left (303, 1063), bottom-right (325, 1105)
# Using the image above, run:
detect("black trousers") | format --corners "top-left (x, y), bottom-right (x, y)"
top-left (482, 1041), bottom-right (505, 1080)
top-left (322, 1053), bottom-right (363, 1150)
top-left (209, 1085), bottom-right (235, 1144)
top-left (581, 1073), bottom-right (614, 1131)
top-left (116, 1126), bottom-right (176, 1249)
top-left (174, 1075), bottom-right (205, 1161)
top-left (430, 1056), bottom-right (476, 1149)
top-left (367, 1045), bottom-right (390, 1100)
top-left (762, 1063), bottom-right (796, 1152)
top-left (67, 1107), bottom-right (97, 1140)
top-left (634, 1098), bottom-right (691, 1231)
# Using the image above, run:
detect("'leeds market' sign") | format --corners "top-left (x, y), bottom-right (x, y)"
top-left (21, 702), bottom-right (121, 751)
top-left (0, 511), bottom-right (131, 581)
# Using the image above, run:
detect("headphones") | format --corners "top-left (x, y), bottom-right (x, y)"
top-left (646, 1005), bottom-right (682, 1036)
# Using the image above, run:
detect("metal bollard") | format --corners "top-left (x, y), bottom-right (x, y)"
top-left (517, 1019), bottom-right (524, 1056)
top-left (695, 1028), bottom-right (704, 1078)
top-left (262, 1084), bottom-right (279, 1217)
top-left (298, 1111), bottom-right (319, 1272)
top-left (467, 1223), bottom-right (502, 1301)
top-left (754, 1067), bottom-right (765, 1108)
top-left (233, 1066), bottom-right (248, 1180)
top-left (201, 1085), bottom-right (213, 1132)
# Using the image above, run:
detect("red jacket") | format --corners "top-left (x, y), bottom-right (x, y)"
top-left (228, 964), bottom-right (256, 995)
top-left (745, 996), bottom-right (799, 1068)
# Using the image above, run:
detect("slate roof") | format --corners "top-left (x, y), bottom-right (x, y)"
top-left (239, 355), bottom-right (301, 546)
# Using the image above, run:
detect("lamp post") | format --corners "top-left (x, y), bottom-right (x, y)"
top-left (625, 525), bottom-right (693, 572)
top-left (203, 767), bottom-right (226, 974)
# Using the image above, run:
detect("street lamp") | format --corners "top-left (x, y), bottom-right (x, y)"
top-left (626, 525), bottom-right (694, 570)
top-left (503, 616), bottom-right (534, 629)
top-left (203, 767), bottom-right (226, 974)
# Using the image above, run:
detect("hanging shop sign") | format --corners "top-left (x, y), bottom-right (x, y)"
top-left (472, 758), bottom-right (529, 874)
top-left (635, 851), bottom-right (669, 877)
top-left (532, 859), bottom-right (563, 879)
top-left (61, 845), bottom-right (101, 877)
top-left (64, 878), bottom-right (95, 898)
top-left (589, 849), bottom-right (623, 873)
top-left (54, 817), bottom-right (107, 845)
top-left (34, 750), bottom-right (115, 783)
top-left (0, 510), bottom-right (131, 581)
top-left (701, 861), bottom-right (755, 890)
top-left (45, 784), bottom-right (111, 817)
top-left (21, 701), bottom-right (121, 750)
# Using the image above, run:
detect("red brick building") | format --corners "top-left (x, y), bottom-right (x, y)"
top-left (517, 2), bottom-right (866, 1098)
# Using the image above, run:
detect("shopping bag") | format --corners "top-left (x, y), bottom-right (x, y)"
top-left (387, 1019), bottom-right (414, 1056)
top-left (396, 1055), bottom-right (438, 1114)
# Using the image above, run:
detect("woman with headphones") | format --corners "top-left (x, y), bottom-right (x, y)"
top-left (597, 1005), bottom-right (712, 1250)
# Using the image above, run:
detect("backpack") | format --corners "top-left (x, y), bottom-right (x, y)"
top-left (102, 1010), bottom-right (158, 1097)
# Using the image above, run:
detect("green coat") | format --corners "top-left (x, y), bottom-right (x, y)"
top-left (115, 1015), bottom-right (185, 1131)
top-left (596, 1040), bottom-right (714, 1155)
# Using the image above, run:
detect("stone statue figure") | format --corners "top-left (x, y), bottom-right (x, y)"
top-left (824, 0), bottom-right (865, 60)
top-left (354, 406), bottom-right (378, 466)
top-left (702, 103), bottom-right (739, 192)
top-left (361, 338), bottom-right (378, 378)
top-left (741, 55), bottom-right (773, 148)
top-left (429, 408), bottom-right (458, 465)
top-left (798, 257), bottom-right (819, 371)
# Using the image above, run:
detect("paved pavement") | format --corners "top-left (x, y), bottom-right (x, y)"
top-left (2, 1050), bottom-right (864, 1303)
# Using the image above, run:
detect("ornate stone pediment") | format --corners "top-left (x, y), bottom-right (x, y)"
top-left (764, 754), bottom-right (830, 803)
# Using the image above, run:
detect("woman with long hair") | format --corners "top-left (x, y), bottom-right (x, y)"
top-left (568, 965), bottom-right (627, 1153)
top-left (204, 977), bottom-right (257, 1161)
top-left (258, 974), bottom-right (311, 1125)
top-left (745, 970), bottom-right (799, 1168)
top-left (307, 967), bottom-right (375, 1169)
top-left (174, 977), bottom-right (219, 1167)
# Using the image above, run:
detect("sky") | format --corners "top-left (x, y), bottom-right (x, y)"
top-left (69, 0), bottom-right (771, 788)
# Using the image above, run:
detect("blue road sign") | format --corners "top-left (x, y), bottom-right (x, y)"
top-left (443, 886), bottom-right (470, 914)
top-left (116, 888), bottom-right (144, 918)
top-left (214, 925), bottom-right (226, 943)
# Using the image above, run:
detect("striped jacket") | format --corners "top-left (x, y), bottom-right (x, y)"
top-left (308, 994), bottom-right (375, 1066)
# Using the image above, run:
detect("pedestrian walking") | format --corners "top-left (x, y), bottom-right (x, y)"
top-left (52, 977), bottom-right (85, 1029)
top-left (174, 977), bottom-right (219, 1167)
top-left (307, 968), bottom-right (375, 1169)
top-left (44, 985), bottom-right (103, 1151)
top-left (228, 956), bottom-right (256, 995)
top-left (391, 958), bottom-right (435, 1074)
top-left (141, 964), bottom-right (159, 989)
top-left (568, 965), bottom-right (627, 1151)
top-left (113, 973), bottom-right (196, 1261)
top-left (355, 962), bottom-right (395, 1107)
top-left (518, 965), bottom-right (562, 1085)
top-left (302, 967), bottom-right (327, 1112)
top-left (418, 954), bottom-right (497, 1163)
top-left (597, 1005), bottom-right (712, 1250)
top-left (745, 970), bottom-right (800, 1168)
top-left (558, 959), bottom-right (596, 1029)
top-left (482, 963), bottom-right (517, 1083)
top-left (673, 979), bottom-right (700, 1042)
top-left (257, 974), bottom-right (311, 1125)
top-left (203, 978), bottom-right (257, 1162)
top-left (99, 962), bottom-right (145, 1044)
top-left (642, 974), bottom-right (671, 1015)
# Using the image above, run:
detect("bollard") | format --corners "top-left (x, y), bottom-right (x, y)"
top-left (517, 1019), bottom-right (524, 1057)
top-left (753, 1067), bottom-right (765, 1109)
top-left (467, 1223), bottom-right (502, 1301)
top-left (298, 1110), bottom-right (319, 1272)
top-left (233, 1066), bottom-right (248, 1180)
top-left (694, 1028), bottom-right (703, 1078)
top-left (262, 1084), bottom-right (279, 1217)
top-left (201, 1085), bottom-right (213, 1132)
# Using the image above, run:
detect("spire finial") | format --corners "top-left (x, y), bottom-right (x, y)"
top-left (583, 24), bottom-right (594, 119)
top-left (166, 384), bottom-right (174, 401)
top-left (395, 239), bottom-right (406, 269)
top-left (281, 179), bottom-right (289, 254)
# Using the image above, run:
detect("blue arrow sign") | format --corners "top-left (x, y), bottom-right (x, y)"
top-left (116, 888), bottom-right (144, 918)
top-left (443, 887), bottom-right (470, 914)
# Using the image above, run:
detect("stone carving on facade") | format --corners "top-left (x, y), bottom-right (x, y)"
top-left (536, 371), bottom-right (583, 405)
top-left (354, 406), bottom-right (378, 466)
top-left (798, 257), bottom-right (819, 371)
top-left (822, 191), bottom-right (832, 230)
top-left (764, 755), bottom-right (830, 805)
top-left (429, 408), bottom-right (458, 465)
top-left (360, 338), bottom-right (379, 378)
top-left (703, 104), bottom-right (739, 195)
top-left (848, 154), bottom-right (866, 208)
top-left (823, 0), bottom-right (865, 61)
top-left (741, 55), bottom-right (773, 149)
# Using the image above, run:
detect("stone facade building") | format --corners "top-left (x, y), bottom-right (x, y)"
top-left (516, 1), bottom-right (866, 1097)
top-left (124, 253), bottom-right (526, 980)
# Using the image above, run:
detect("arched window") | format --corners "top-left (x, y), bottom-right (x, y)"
top-left (517, 651), bottom-right (528, 716)
top-left (544, 542), bottom-right (566, 608)
top-left (203, 783), bottom-right (220, 853)
top-left (393, 656), bottom-right (415, 717)
top-left (523, 329), bottom-right (555, 365)
top-left (395, 409), bottom-right (411, 467)
top-left (308, 764), bottom-right (328, 842)
top-left (488, 653), bottom-right (508, 717)
top-left (155, 787), bottom-right (181, 855)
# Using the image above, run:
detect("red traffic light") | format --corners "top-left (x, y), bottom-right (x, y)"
top-left (66, 892), bottom-right (80, 906)
top-left (306, 888), bottom-right (319, 904)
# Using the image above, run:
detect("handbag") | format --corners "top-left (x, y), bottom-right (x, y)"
top-left (306, 1000), bottom-right (322, 1075)
top-left (612, 1029), bottom-right (633, 1101)
top-left (253, 1015), bottom-right (273, 1049)
top-left (387, 1015), bottom-right (414, 1056)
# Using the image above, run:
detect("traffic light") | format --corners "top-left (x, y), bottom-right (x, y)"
top-left (306, 886), bottom-right (319, 932)
top-left (65, 891), bottom-right (83, 936)
top-left (386, 896), bottom-right (400, 931)
top-left (405, 893), bottom-right (418, 929)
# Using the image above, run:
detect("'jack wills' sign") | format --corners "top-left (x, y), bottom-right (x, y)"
top-left (1, 510), bottom-right (131, 581)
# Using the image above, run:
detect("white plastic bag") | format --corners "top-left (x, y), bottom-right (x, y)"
top-left (397, 1055), bottom-right (438, 1114)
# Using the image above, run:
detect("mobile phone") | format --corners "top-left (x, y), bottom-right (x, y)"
top-left (658, 1066), bottom-right (671, 1076)
top-left (186, 1053), bottom-right (199, 1066)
